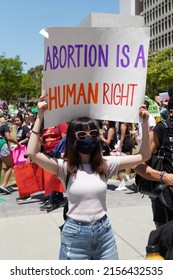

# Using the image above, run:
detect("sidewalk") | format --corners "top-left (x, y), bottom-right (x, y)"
top-left (0, 178), bottom-right (154, 260)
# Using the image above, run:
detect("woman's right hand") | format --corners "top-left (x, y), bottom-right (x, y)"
top-left (37, 94), bottom-right (48, 118)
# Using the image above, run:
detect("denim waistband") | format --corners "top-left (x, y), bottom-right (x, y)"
top-left (67, 214), bottom-right (108, 226)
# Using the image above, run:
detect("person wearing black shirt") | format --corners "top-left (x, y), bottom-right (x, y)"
top-left (0, 112), bottom-right (19, 194)
top-left (135, 99), bottom-right (173, 227)
top-left (14, 115), bottom-right (30, 146)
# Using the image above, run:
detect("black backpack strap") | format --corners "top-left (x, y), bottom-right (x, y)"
top-left (160, 120), bottom-right (169, 148)
top-left (65, 173), bottom-right (70, 189)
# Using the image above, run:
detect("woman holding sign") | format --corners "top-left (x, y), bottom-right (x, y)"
top-left (27, 95), bottom-right (150, 260)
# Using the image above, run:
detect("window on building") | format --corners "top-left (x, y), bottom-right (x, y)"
top-left (153, 7), bottom-right (155, 20)
top-left (158, 4), bottom-right (161, 17)
top-left (158, 20), bottom-right (161, 32)
top-left (168, 15), bottom-right (171, 28)
top-left (158, 38), bottom-right (161, 49)
top-left (168, 32), bottom-right (171, 45)
top-left (168, 0), bottom-right (171, 10)
top-left (155, 6), bottom-right (158, 18)
top-left (162, 35), bottom-right (164, 48)
top-left (165, 34), bottom-right (168, 47)
top-left (165, 17), bottom-right (168, 30)
top-left (161, 2), bottom-right (164, 14)
top-left (162, 19), bottom-right (164, 31)
top-left (155, 38), bottom-right (158, 50)
top-left (165, 2), bottom-right (168, 13)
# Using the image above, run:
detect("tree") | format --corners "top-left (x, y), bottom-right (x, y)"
top-left (18, 65), bottom-right (43, 101)
top-left (18, 74), bottom-right (36, 100)
top-left (27, 65), bottom-right (43, 99)
top-left (146, 48), bottom-right (173, 99)
top-left (0, 54), bottom-right (24, 104)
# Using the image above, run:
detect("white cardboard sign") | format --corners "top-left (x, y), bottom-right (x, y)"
top-left (42, 27), bottom-right (150, 127)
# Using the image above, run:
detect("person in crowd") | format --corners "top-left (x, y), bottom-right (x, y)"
top-left (2, 107), bottom-right (11, 123)
top-left (15, 109), bottom-right (42, 203)
top-left (159, 100), bottom-right (168, 121)
top-left (26, 95), bottom-right (150, 260)
top-left (135, 99), bottom-right (173, 227)
top-left (168, 86), bottom-right (173, 99)
top-left (40, 122), bottom-right (68, 211)
top-left (100, 120), bottom-right (116, 156)
top-left (0, 111), bottom-right (20, 194)
top-left (115, 122), bottom-right (134, 191)
top-left (28, 108), bottom-right (38, 130)
top-left (25, 108), bottom-right (41, 143)
top-left (23, 113), bottom-right (31, 129)
top-left (14, 115), bottom-right (30, 146)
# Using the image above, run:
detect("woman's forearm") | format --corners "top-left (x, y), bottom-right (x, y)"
top-left (135, 164), bottom-right (160, 181)
top-left (139, 123), bottom-right (151, 162)
top-left (5, 133), bottom-right (19, 145)
top-left (27, 115), bottom-right (43, 157)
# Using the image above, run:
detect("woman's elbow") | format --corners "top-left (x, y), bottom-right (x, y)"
top-left (26, 148), bottom-right (36, 158)
top-left (142, 151), bottom-right (151, 163)
top-left (26, 153), bottom-right (35, 161)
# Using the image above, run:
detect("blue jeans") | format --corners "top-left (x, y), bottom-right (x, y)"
top-left (59, 214), bottom-right (118, 260)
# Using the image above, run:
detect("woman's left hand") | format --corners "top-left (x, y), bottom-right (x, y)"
top-left (139, 105), bottom-right (149, 125)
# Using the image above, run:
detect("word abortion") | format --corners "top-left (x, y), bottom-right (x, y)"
top-left (44, 44), bottom-right (147, 70)
top-left (47, 82), bottom-right (137, 110)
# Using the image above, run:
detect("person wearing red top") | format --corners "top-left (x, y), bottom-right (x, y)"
top-left (40, 122), bottom-right (68, 212)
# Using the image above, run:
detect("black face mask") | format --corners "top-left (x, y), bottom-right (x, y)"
top-left (75, 137), bottom-right (98, 154)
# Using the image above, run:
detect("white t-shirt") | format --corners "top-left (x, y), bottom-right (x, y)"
top-left (57, 156), bottom-right (119, 222)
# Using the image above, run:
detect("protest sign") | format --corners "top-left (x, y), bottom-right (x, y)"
top-left (145, 95), bottom-right (160, 117)
top-left (42, 27), bottom-right (150, 127)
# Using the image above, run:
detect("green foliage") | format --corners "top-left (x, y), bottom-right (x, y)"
top-left (27, 65), bottom-right (43, 99)
top-left (19, 74), bottom-right (36, 99)
top-left (0, 53), bottom-right (43, 103)
top-left (0, 54), bottom-right (24, 104)
top-left (146, 48), bottom-right (173, 99)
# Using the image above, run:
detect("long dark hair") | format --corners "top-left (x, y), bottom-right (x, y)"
top-left (63, 117), bottom-right (107, 175)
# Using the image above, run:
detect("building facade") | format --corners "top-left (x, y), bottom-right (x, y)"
top-left (120, 0), bottom-right (143, 16)
top-left (120, 0), bottom-right (173, 51)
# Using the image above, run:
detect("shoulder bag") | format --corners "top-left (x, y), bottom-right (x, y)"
top-left (135, 121), bottom-right (168, 198)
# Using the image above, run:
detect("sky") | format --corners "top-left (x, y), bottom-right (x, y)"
top-left (0, 0), bottom-right (119, 73)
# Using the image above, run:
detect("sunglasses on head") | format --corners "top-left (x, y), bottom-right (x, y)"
top-left (75, 129), bottom-right (99, 140)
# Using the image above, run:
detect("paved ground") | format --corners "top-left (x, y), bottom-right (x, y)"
top-left (0, 178), bottom-right (155, 260)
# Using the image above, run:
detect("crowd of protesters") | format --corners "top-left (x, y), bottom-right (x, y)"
top-left (0, 92), bottom-right (171, 209)
top-left (0, 100), bottom-right (68, 211)
top-left (1, 89), bottom-right (173, 260)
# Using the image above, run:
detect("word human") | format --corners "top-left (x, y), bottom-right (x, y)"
top-left (47, 82), bottom-right (138, 110)
top-left (48, 83), bottom-right (98, 110)
top-left (44, 44), bottom-right (147, 71)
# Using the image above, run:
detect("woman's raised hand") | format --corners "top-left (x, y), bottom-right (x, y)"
top-left (139, 104), bottom-right (149, 125)
top-left (37, 93), bottom-right (48, 118)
